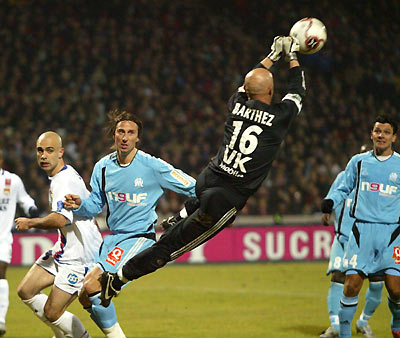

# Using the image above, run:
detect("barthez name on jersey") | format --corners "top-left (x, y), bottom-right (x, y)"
top-left (231, 102), bottom-right (275, 126)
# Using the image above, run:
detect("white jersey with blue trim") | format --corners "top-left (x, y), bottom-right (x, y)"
top-left (74, 150), bottom-right (196, 234)
top-left (326, 171), bottom-right (354, 239)
top-left (328, 151), bottom-right (400, 224)
top-left (0, 169), bottom-right (36, 243)
top-left (48, 165), bottom-right (102, 265)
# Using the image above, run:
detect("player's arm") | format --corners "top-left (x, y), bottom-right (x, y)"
top-left (154, 158), bottom-right (196, 198)
top-left (15, 175), bottom-right (39, 217)
top-left (321, 172), bottom-right (344, 225)
top-left (15, 212), bottom-right (68, 232)
top-left (322, 157), bottom-right (358, 218)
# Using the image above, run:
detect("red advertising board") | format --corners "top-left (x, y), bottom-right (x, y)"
top-left (11, 225), bottom-right (334, 266)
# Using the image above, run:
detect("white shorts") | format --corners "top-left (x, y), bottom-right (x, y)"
top-left (35, 250), bottom-right (90, 295)
top-left (0, 238), bottom-right (12, 264)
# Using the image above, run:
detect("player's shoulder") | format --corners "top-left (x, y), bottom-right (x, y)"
top-left (351, 150), bottom-right (373, 162)
top-left (392, 152), bottom-right (400, 160)
top-left (96, 152), bottom-right (117, 167)
top-left (53, 165), bottom-right (82, 183)
top-left (136, 150), bottom-right (171, 168)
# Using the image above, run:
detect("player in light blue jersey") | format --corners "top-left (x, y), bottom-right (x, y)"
top-left (64, 110), bottom-right (196, 338)
top-left (321, 115), bottom-right (400, 338)
top-left (320, 145), bottom-right (384, 338)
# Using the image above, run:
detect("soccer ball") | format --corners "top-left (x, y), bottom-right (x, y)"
top-left (289, 17), bottom-right (327, 54)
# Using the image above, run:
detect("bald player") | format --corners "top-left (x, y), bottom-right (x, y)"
top-left (98, 36), bottom-right (307, 307)
top-left (15, 131), bottom-right (103, 338)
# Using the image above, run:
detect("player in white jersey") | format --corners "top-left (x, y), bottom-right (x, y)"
top-left (321, 115), bottom-right (400, 338)
top-left (0, 150), bottom-right (38, 336)
top-left (15, 131), bottom-right (103, 338)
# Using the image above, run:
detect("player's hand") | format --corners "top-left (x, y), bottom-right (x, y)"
top-left (15, 217), bottom-right (34, 232)
top-left (63, 194), bottom-right (82, 209)
top-left (267, 36), bottom-right (284, 62)
top-left (321, 213), bottom-right (331, 226)
top-left (283, 36), bottom-right (300, 62)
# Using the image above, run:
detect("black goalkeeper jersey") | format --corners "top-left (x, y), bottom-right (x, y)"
top-left (208, 66), bottom-right (306, 195)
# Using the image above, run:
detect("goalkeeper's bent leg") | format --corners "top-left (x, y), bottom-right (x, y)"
top-left (121, 207), bottom-right (236, 281)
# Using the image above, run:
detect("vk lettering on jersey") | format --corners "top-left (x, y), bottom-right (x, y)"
top-left (231, 102), bottom-right (275, 126)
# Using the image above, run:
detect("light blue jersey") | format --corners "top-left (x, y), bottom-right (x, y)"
top-left (327, 151), bottom-right (400, 275)
top-left (74, 150), bottom-right (196, 235)
top-left (328, 151), bottom-right (400, 224)
top-left (326, 171), bottom-right (355, 274)
top-left (327, 171), bottom-right (355, 241)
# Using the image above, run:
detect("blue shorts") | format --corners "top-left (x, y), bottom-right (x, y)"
top-left (97, 232), bottom-right (156, 273)
top-left (344, 222), bottom-right (400, 276)
top-left (326, 235), bottom-right (348, 275)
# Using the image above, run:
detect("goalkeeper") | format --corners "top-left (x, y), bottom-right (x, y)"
top-left (99, 36), bottom-right (306, 307)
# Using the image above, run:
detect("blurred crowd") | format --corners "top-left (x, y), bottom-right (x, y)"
top-left (1, 0), bottom-right (399, 219)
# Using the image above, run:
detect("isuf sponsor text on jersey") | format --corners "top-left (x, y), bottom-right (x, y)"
top-left (107, 191), bottom-right (148, 205)
top-left (231, 102), bottom-right (275, 126)
top-left (361, 182), bottom-right (397, 196)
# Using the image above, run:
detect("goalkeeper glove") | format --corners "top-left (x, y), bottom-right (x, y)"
top-left (267, 36), bottom-right (284, 62)
top-left (283, 36), bottom-right (300, 62)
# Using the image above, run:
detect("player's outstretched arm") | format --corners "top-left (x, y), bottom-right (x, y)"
top-left (260, 35), bottom-right (284, 69)
top-left (15, 212), bottom-right (68, 232)
top-left (63, 194), bottom-right (82, 209)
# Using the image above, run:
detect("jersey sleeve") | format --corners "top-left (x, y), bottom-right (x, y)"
top-left (280, 66), bottom-right (306, 116)
top-left (15, 175), bottom-right (37, 215)
top-left (152, 158), bottom-right (196, 197)
top-left (51, 176), bottom-right (79, 225)
top-left (327, 156), bottom-right (358, 209)
top-left (74, 162), bottom-right (105, 217)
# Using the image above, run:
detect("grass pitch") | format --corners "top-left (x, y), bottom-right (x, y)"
top-left (7, 262), bottom-right (392, 337)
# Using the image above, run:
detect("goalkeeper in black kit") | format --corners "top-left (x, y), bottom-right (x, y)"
top-left (99, 35), bottom-right (306, 306)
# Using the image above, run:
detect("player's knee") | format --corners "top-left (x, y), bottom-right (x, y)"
top-left (388, 286), bottom-right (400, 302)
top-left (44, 303), bottom-right (62, 322)
top-left (331, 271), bottom-right (345, 284)
top-left (16, 282), bottom-right (31, 300)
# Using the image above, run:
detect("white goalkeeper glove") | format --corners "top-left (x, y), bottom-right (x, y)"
top-left (267, 36), bottom-right (284, 62)
top-left (283, 36), bottom-right (300, 62)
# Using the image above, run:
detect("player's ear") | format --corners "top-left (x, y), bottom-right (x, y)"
top-left (59, 147), bottom-right (64, 159)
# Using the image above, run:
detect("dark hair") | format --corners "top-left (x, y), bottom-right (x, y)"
top-left (106, 109), bottom-right (143, 138)
top-left (374, 114), bottom-right (398, 135)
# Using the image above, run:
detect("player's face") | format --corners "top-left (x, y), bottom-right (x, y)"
top-left (36, 138), bottom-right (64, 176)
top-left (370, 122), bottom-right (397, 156)
top-left (114, 120), bottom-right (140, 155)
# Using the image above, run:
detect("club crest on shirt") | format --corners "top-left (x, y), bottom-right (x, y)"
top-left (67, 273), bottom-right (79, 284)
top-left (134, 177), bottom-right (143, 188)
top-left (389, 172), bottom-right (398, 184)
